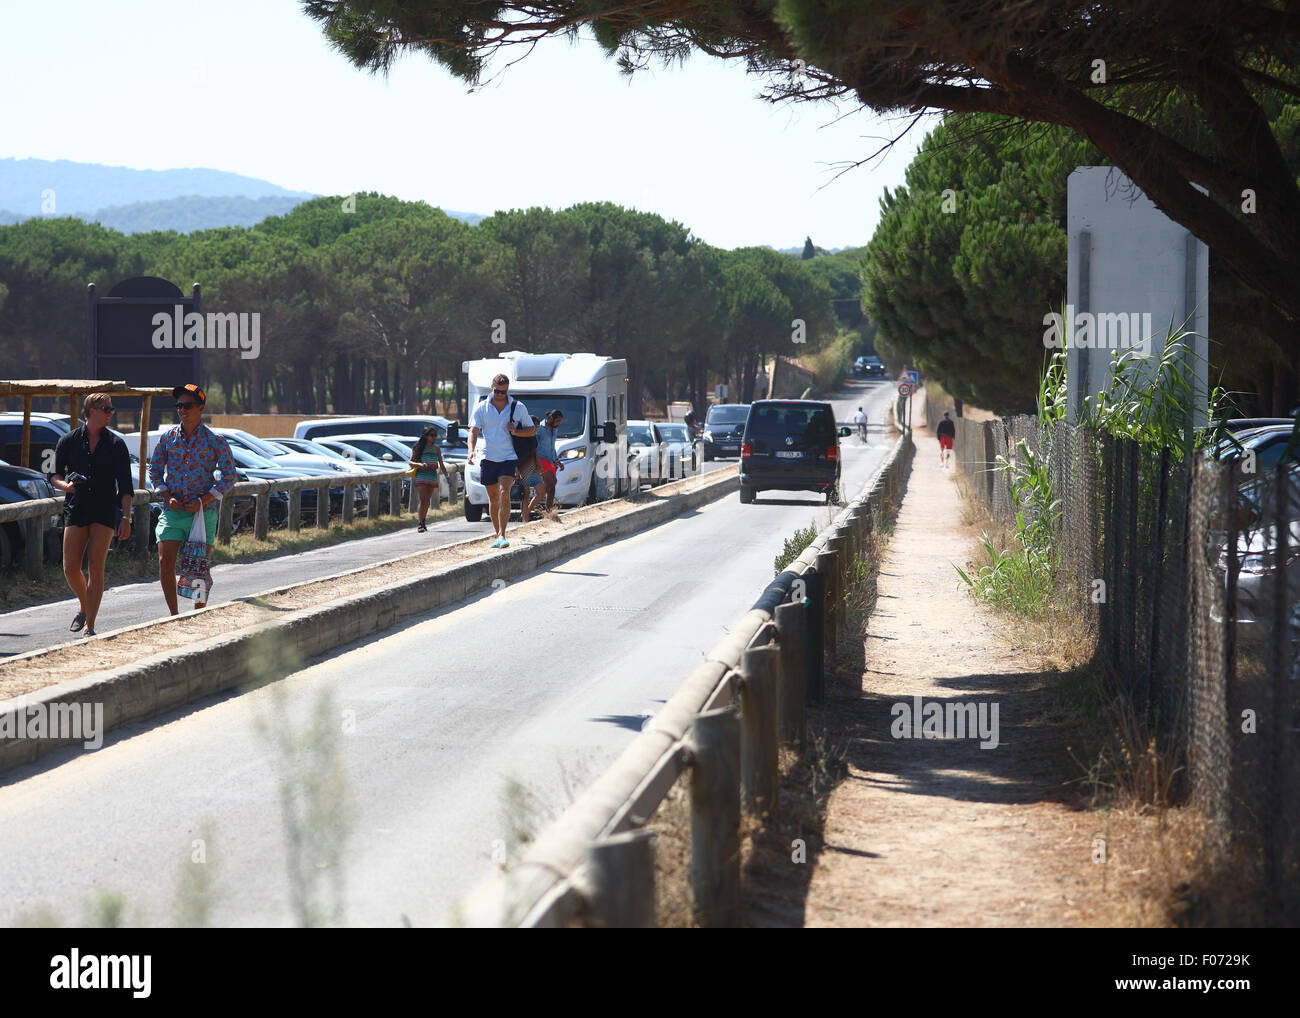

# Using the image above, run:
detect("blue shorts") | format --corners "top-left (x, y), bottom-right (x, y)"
top-left (480, 459), bottom-right (517, 486)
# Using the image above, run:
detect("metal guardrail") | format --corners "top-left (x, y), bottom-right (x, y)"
top-left (460, 431), bottom-right (915, 927)
top-left (0, 465), bottom-right (463, 579)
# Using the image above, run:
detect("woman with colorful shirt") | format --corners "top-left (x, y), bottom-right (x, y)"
top-left (409, 426), bottom-right (450, 532)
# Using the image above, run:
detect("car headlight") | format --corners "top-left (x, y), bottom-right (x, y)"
top-left (16, 479), bottom-right (43, 500)
top-left (560, 447), bottom-right (586, 461)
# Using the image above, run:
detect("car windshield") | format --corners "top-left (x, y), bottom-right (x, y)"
top-left (707, 406), bottom-right (749, 425)
top-left (230, 446), bottom-right (277, 469)
top-left (627, 425), bottom-right (654, 446)
top-left (658, 424), bottom-right (688, 442)
top-left (518, 395), bottom-right (587, 440)
top-left (325, 442), bottom-right (384, 464)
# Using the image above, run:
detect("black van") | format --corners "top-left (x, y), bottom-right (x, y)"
top-left (739, 400), bottom-right (848, 504)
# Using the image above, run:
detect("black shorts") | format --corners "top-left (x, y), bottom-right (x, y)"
top-left (65, 498), bottom-right (120, 530)
top-left (480, 458), bottom-right (517, 486)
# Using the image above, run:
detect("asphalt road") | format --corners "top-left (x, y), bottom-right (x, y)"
top-left (0, 461), bottom-right (738, 659)
top-left (0, 380), bottom-right (898, 927)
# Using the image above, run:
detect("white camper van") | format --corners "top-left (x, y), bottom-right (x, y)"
top-left (461, 351), bottom-right (627, 521)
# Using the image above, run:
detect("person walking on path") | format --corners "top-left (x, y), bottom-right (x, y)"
top-left (50, 393), bottom-right (134, 637)
top-left (853, 406), bottom-right (868, 442)
top-left (148, 384), bottom-right (236, 615)
top-left (936, 411), bottom-right (956, 468)
top-left (534, 408), bottom-right (566, 511)
top-left (409, 426), bottom-right (451, 532)
top-left (467, 373), bottom-right (535, 548)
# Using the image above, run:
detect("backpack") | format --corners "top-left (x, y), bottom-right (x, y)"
top-left (509, 399), bottom-right (538, 461)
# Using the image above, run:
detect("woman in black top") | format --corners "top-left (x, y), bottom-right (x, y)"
top-left (51, 393), bottom-right (134, 637)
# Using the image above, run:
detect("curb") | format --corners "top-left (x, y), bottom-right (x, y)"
top-left (0, 470), bottom-right (739, 775)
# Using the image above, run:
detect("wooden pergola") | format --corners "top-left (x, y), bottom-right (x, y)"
top-left (0, 379), bottom-right (175, 488)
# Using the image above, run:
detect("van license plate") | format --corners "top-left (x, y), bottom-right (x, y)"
top-left (776, 451), bottom-right (802, 458)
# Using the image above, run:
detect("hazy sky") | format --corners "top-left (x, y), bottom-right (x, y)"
top-left (3, 0), bottom-right (932, 250)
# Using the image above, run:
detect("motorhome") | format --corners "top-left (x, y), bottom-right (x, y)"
top-left (461, 351), bottom-right (627, 521)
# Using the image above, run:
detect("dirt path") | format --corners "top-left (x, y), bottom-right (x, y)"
top-left (801, 425), bottom-right (1168, 927)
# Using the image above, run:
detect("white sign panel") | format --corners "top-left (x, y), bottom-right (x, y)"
top-left (1063, 167), bottom-right (1209, 427)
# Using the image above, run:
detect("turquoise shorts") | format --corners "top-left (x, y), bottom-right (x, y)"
top-left (156, 506), bottom-right (218, 545)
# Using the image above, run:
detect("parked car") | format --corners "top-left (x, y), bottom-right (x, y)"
top-left (221, 446), bottom-right (359, 525)
top-left (0, 414), bottom-right (70, 471)
top-left (326, 432), bottom-right (468, 469)
top-left (652, 421), bottom-right (698, 477)
top-left (0, 462), bottom-right (64, 568)
top-left (701, 404), bottom-right (750, 460)
top-left (294, 415), bottom-right (468, 464)
top-left (211, 427), bottom-right (351, 478)
top-left (269, 436), bottom-right (402, 503)
top-left (738, 399), bottom-right (850, 505)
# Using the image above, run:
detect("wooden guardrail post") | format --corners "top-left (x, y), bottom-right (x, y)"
top-left (132, 502), bottom-right (149, 556)
top-left (316, 483), bottom-right (329, 529)
top-left (23, 512), bottom-right (45, 579)
top-left (254, 487), bottom-right (270, 541)
top-left (774, 600), bottom-right (807, 747)
top-left (739, 645), bottom-right (780, 815)
top-left (288, 489), bottom-right (302, 533)
top-left (342, 482), bottom-right (355, 525)
top-left (689, 705), bottom-right (740, 928)
top-left (368, 481), bottom-right (381, 518)
top-left (804, 567), bottom-right (825, 703)
top-left (816, 545), bottom-right (838, 660)
top-left (217, 494), bottom-right (233, 545)
top-left (585, 831), bottom-right (656, 928)
top-left (832, 533), bottom-right (850, 632)
top-left (408, 476), bottom-right (419, 513)
top-left (390, 476), bottom-right (402, 516)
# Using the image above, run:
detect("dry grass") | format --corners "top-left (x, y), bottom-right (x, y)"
top-left (947, 459), bottom-right (1264, 926)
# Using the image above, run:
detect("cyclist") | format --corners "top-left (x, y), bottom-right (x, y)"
top-left (853, 406), bottom-right (868, 442)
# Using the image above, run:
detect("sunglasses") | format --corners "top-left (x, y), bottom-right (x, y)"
top-left (94, 404), bottom-right (115, 413)
top-left (492, 388), bottom-right (508, 395)
top-left (175, 402), bottom-right (200, 410)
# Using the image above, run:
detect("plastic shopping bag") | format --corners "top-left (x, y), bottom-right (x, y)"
top-left (177, 509), bottom-right (212, 603)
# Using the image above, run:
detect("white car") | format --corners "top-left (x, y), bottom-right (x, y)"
top-left (651, 421), bottom-right (699, 478)
top-left (627, 420), bottom-right (695, 487)
top-left (211, 428), bottom-right (350, 477)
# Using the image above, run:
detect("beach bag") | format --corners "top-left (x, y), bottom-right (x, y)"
top-left (177, 509), bottom-right (212, 603)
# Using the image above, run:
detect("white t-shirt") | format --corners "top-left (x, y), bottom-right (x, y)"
top-left (470, 396), bottom-right (531, 461)
top-left (853, 410), bottom-right (867, 425)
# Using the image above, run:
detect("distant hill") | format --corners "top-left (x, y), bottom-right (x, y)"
top-left (84, 194), bottom-right (309, 233)
top-left (0, 157), bottom-right (311, 217)
top-left (0, 157), bottom-right (486, 233)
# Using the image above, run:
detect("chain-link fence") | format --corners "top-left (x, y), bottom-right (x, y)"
top-left (929, 393), bottom-right (1299, 921)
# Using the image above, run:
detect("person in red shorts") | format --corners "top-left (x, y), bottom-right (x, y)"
top-left (936, 411), bottom-right (956, 468)
top-left (535, 408), bottom-right (565, 511)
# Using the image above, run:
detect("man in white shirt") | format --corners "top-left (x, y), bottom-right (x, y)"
top-left (467, 372), bottom-right (536, 548)
top-left (853, 406), bottom-right (868, 441)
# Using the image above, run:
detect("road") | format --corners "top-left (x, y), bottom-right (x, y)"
top-left (0, 380), bottom-right (898, 927)
top-left (1, 462), bottom-right (738, 659)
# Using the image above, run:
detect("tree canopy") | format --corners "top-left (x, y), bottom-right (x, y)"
top-left (302, 0), bottom-right (1300, 357)
top-left (0, 196), bottom-right (853, 417)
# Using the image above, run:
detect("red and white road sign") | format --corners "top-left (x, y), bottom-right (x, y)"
top-left (898, 381), bottom-right (913, 397)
